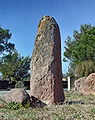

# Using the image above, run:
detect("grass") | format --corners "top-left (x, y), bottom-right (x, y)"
top-left (0, 90), bottom-right (95, 120)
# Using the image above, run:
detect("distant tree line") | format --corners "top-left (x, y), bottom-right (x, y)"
top-left (64, 24), bottom-right (95, 78)
top-left (1, 24), bottom-right (95, 85)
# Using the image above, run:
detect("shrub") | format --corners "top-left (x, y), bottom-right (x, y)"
top-left (6, 102), bottom-right (23, 110)
top-left (5, 101), bottom-right (31, 110)
top-left (15, 81), bottom-right (24, 88)
top-left (75, 60), bottom-right (95, 78)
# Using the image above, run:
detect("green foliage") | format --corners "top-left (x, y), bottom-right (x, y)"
top-left (5, 101), bottom-right (31, 110)
top-left (1, 91), bottom-right (95, 119)
top-left (64, 24), bottom-right (95, 78)
top-left (24, 101), bottom-right (31, 108)
top-left (91, 108), bottom-right (95, 114)
top-left (6, 102), bottom-right (23, 110)
top-left (0, 27), bottom-right (14, 54)
top-left (75, 60), bottom-right (95, 78)
top-left (66, 62), bottom-right (76, 77)
top-left (0, 50), bottom-right (31, 82)
top-left (15, 81), bottom-right (24, 88)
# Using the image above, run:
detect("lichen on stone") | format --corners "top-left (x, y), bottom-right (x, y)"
top-left (30, 16), bottom-right (65, 105)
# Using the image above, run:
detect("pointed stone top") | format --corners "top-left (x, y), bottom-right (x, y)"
top-left (40, 16), bottom-right (56, 23)
top-left (38, 16), bottom-right (58, 32)
top-left (41, 16), bottom-right (53, 20)
top-left (42, 16), bottom-right (52, 18)
top-left (30, 16), bottom-right (64, 105)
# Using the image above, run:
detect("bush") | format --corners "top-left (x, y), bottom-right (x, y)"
top-left (6, 102), bottom-right (23, 110)
top-left (5, 101), bottom-right (31, 110)
top-left (75, 60), bottom-right (95, 78)
top-left (15, 81), bottom-right (24, 88)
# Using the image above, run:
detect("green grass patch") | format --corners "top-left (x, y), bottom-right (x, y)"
top-left (0, 90), bottom-right (95, 120)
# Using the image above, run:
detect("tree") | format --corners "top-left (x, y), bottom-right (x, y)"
top-left (0, 27), bottom-right (14, 54)
top-left (0, 50), bottom-right (31, 83)
top-left (64, 24), bottom-right (95, 78)
top-left (75, 60), bottom-right (95, 78)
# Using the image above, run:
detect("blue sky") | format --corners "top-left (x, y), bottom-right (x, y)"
top-left (0, 0), bottom-right (95, 74)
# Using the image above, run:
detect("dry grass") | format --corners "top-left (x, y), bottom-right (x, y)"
top-left (0, 90), bottom-right (95, 120)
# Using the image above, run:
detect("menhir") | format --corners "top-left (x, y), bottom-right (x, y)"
top-left (30, 16), bottom-right (65, 105)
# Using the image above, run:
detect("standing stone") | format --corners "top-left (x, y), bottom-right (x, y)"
top-left (30, 16), bottom-right (65, 105)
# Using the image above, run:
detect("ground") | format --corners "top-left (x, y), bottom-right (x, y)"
top-left (0, 90), bottom-right (95, 120)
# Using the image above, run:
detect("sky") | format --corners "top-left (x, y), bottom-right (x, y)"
top-left (0, 0), bottom-right (95, 74)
